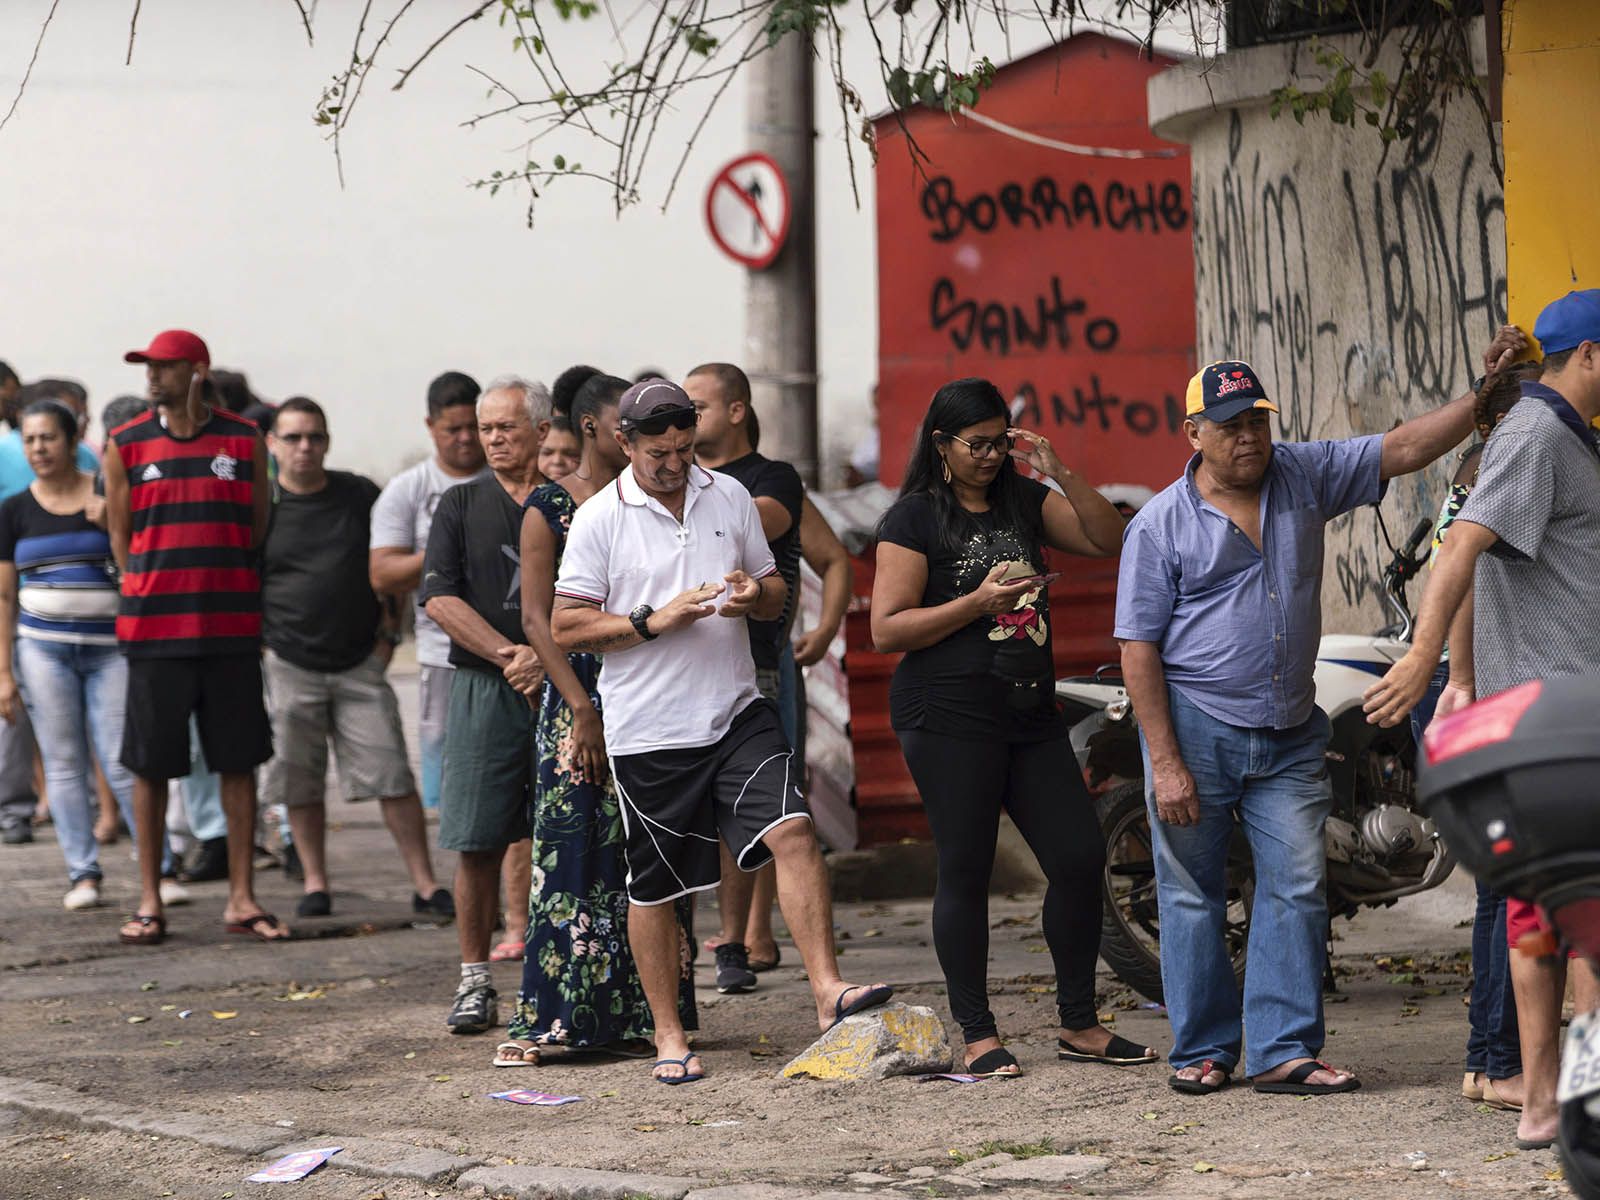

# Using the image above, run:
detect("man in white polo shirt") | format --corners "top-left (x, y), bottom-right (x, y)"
top-left (553, 380), bottom-right (892, 1084)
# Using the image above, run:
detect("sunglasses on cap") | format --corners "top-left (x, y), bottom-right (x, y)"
top-left (621, 405), bottom-right (699, 436)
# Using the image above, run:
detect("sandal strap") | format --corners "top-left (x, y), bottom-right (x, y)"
top-left (967, 1047), bottom-right (1018, 1075)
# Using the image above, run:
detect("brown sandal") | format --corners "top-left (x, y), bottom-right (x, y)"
top-left (119, 913), bottom-right (167, 945)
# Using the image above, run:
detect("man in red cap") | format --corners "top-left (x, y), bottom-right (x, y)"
top-left (102, 329), bottom-right (286, 945)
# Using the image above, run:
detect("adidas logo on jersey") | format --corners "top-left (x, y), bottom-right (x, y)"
top-left (141, 464), bottom-right (163, 482)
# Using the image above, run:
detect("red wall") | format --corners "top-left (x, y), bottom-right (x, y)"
top-left (874, 34), bottom-right (1195, 490)
top-left (852, 34), bottom-right (1196, 846)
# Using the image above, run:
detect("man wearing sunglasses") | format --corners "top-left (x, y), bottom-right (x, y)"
top-left (258, 397), bottom-right (451, 924)
top-left (553, 379), bottom-right (892, 1083)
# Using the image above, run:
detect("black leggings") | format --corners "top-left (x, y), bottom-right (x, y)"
top-left (897, 729), bottom-right (1106, 1043)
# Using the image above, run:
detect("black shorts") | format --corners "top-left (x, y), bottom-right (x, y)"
top-left (121, 654), bottom-right (274, 781)
top-left (610, 700), bottom-right (810, 906)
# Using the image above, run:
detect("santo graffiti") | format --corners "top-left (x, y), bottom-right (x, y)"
top-left (921, 175), bottom-right (1190, 241)
top-left (931, 275), bottom-right (1120, 357)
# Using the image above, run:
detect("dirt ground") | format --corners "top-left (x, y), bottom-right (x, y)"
top-left (0, 663), bottom-right (1576, 1199)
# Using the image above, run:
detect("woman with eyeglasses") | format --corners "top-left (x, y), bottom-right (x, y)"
top-left (871, 376), bottom-right (1145, 1078)
top-left (494, 371), bottom-right (697, 1067)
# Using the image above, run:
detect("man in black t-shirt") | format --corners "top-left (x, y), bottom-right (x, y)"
top-left (421, 376), bottom-right (550, 1035)
top-left (259, 398), bottom-right (452, 922)
top-left (684, 361), bottom-right (804, 992)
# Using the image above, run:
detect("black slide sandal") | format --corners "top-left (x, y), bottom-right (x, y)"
top-left (967, 1047), bottom-right (1022, 1078)
top-left (1058, 1033), bottom-right (1159, 1065)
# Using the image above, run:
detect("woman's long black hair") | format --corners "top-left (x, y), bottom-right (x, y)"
top-left (882, 377), bottom-right (1041, 555)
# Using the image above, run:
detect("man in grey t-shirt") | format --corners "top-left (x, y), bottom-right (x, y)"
top-left (369, 372), bottom-right (487, 810)
top-left (1366, 288), bottom-right (1600, 1150)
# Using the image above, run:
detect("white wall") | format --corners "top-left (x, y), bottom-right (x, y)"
top-left (1150, 23), bottom-right (1506, 632)
top-left (0, 2), bottom-right (1199, 484)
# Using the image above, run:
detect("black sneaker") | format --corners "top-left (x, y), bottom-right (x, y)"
top-left (446, 981), bottom-right (497, 1035)
top-left (296, 890), bottom-right (332, 918)
top-left (715, 942), bottom-right (758, 995)
top-left (412, 888), bottom-right (456, 919)
top-left (178, 837), bottom-right (229, 883)
top-left (1, 823), bottom-right (33, 845)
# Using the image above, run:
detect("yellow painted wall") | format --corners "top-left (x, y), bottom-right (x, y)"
top-left (1502, 0), bottom-right (1600, 352)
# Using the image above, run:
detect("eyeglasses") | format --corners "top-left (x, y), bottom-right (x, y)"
top-left (622, 407), bottom-right (698, 436)
top-left (939, 432), bottom-right (1014, 460)
top-left (276, 432), bottom-right (329, 446)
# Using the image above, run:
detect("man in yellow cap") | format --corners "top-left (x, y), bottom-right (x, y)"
top-left (1114, 329), bottom-right (1522, 1100)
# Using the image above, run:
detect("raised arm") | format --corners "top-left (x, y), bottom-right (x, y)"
top-left (1379, 325), bottom-right (1527, 480)
top-left (1009, 428), bottom-right (1125, 556)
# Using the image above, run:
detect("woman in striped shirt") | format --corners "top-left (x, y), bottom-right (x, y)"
top-left (0, 401), bottom-right (150, 910)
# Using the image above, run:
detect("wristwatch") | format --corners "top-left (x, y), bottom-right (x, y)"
top-left (629, 604), bottom-right (658, 641)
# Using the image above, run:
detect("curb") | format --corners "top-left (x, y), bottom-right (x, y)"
top-left (0, 1073), bottom-right (489, 1189)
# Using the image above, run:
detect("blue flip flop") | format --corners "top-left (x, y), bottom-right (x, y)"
top-left (652, 1053), bottom-right (705, 1085)
top-left (829, 983), bottom-right (894, 1030)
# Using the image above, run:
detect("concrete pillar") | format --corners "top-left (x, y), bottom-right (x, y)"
top-left (744, 24), bottom-right (818, 487)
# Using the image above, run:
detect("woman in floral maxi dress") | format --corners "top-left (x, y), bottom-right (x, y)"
top-left (494, 373), bottom-right (696, 1065)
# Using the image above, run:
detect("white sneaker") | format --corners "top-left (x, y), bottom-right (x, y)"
top-left (63, 880), bottom-right (101, 911)
top-left (159, 878), bottom-right (191, 907)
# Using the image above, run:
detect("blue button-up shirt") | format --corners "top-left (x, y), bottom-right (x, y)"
top-left (1114, 435), bottom-right (1386, 729)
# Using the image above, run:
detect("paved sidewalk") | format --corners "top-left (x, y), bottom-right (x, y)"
top-left (1, 665), bottom-right (1574, 1199)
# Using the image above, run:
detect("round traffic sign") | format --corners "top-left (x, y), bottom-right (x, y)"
top-left (705, 152), bottom-right (792, 270)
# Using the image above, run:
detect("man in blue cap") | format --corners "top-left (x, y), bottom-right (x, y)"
top-left (1366, 289), bottom-right (1600, 1149)
top-left (1117, 324), bottom-right (1523, 1102)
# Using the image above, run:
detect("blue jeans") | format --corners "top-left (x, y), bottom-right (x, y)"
top-left (1143, 686), bottom-right (1333, 1078)
top-left (14, 639), bottom-right (145, 882)
top-left (180, 718), bottom-right (226, 842)
top-left (1465, 880), bottom-right (1521, 1077)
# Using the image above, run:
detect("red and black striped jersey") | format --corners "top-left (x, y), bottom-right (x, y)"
top-left (111, 407), bottom-right (262, 658)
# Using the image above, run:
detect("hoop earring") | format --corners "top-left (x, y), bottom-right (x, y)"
top-left (941, 456), bottom-right (951, 485)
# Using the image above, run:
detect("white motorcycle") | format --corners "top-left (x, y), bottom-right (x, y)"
top-left (1058, 514), bottom-right (1456, 1002)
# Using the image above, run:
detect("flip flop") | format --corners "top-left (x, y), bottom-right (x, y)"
top-left (828, 984), bottom-right (894, 1030)
top-left (492, 1041), bottom-right (541, 1068)
top-left (1252, 1060), bottom-right (1361, 1095)
top-left (118, 913), bottom-right (167, 946)
top-left (653, 1053), bottom-right (705, 1085)
top-left (489, 940), bottom-right (525, 962)
top-left (1170, 1059), bottom-right (1231, 1095)
top-left (1515, 1136), bottom-right (1555, 1151)
top-left (224, 912), bottom-right (290, 942)
top-left (1058, 1034), bottom-right (1159, 1066)
top-left (966, 1047), bottom-right (1022, 1078)
top-left (749, 947), bottom-right (782, 973)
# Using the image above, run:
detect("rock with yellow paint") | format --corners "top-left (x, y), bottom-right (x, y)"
top-left (780, 1003), bottom-right (953, 1081)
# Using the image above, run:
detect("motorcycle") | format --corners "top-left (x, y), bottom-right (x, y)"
top-left (1056, 511), bottom-right (1456, 1003)
top-left (1417, 675), bottom-right (1600, 1195)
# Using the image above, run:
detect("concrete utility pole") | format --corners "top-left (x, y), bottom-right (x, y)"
top-left (744, 23), bottom-right (819, 488)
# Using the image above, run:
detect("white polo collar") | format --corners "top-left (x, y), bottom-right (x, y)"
top-left (616, 462), bottom-right (715, 518)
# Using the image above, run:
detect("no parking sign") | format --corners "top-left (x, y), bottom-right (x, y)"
top-left (704, 152), bottom-right (791, 270)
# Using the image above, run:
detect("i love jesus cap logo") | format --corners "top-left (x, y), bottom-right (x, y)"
top-left (1184, 360), bottom-right (1279, 423)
